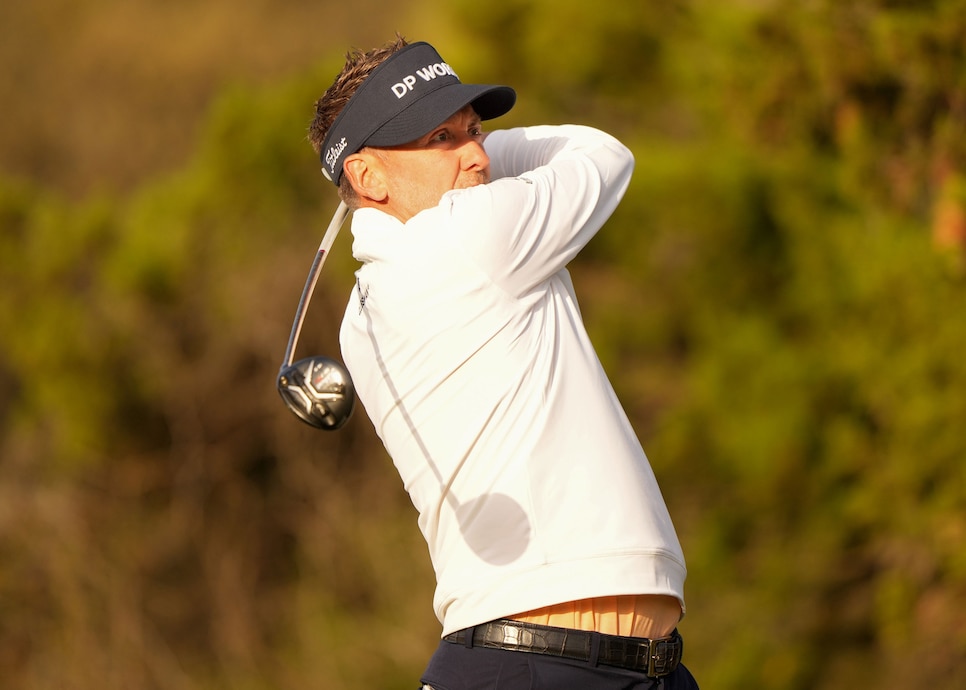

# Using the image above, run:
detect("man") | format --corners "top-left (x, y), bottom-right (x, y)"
top-left (308, 36), bottom-right (699, 689)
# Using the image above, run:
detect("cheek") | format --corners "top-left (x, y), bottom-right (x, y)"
top-left (388, 155), bottom-right (455, 207)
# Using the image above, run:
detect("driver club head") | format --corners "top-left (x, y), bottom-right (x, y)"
top-left (277, 355), bottom-right (356, 430)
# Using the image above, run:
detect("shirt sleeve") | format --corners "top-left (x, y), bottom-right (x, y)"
top-left (442, 125), bottom-right (634, 297)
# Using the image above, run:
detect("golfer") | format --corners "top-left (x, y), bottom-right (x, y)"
top-left (308, 36), bottom-right (700, 689)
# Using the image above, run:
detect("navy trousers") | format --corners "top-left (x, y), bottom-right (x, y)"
top-left (419, 637), bottom-right (700, 690)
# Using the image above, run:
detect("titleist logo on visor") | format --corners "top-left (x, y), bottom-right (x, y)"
top-left (318, 41), bottom-right (515, 186)
top-left (324, 137), bottom-right (348, 172)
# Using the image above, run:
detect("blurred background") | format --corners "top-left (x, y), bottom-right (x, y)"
top-left (2, 0), bottom-right (965, 688)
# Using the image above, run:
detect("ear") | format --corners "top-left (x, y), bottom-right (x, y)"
top-left (344, 151), bottom-right (388, 203)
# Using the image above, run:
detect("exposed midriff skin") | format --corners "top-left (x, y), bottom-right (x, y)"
top-left (509, 594), bottom-right (683, 639)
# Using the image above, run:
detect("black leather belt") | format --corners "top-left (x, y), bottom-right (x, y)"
top-left (443, 619), bottom-right (683, 678)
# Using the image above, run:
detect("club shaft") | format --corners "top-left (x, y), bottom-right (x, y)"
top-left (281, 202), bottom-right (351, 369)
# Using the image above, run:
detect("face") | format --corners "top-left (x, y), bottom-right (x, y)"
top-left (348, 105), bottom-right (491, 223)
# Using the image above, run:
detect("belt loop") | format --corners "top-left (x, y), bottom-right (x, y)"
top-left (589, 631), bottom-right (602, 667)
top-left (464, 625), bottom-right (476, 649)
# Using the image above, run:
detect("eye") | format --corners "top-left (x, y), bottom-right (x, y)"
top-left (430, 129), bottom-right (450, 143)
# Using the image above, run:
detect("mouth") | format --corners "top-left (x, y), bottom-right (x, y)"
top-left (457, 170), bottom-right (490, 189)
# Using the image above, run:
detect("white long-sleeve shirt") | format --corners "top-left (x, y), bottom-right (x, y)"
top-left (339, 125), bottom-right (686, 637)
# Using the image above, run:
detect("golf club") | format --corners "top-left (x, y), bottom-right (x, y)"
top-left (277, 202), bottom-right (356, 430)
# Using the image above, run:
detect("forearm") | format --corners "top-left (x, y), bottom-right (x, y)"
top-left (484, 125), bottom-right (634, 192)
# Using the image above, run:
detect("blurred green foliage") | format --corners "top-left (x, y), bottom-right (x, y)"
top-left (2, 1), bottom-right (965, 689)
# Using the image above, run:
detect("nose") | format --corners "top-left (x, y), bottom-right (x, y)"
top-left (461, 137), bottom-right (490, 172)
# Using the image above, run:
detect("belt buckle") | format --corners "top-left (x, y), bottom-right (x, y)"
top-left (644, 635), bottom-right (680, 678)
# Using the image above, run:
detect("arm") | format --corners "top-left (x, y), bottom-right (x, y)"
top-left (451, 125), bottom-right (634, 295)
top-left (484, 124), bottom-right (633, 186)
